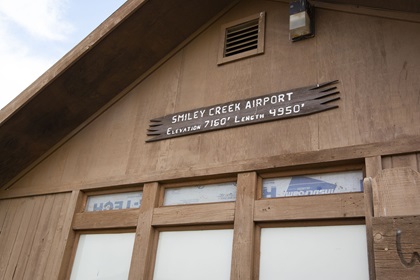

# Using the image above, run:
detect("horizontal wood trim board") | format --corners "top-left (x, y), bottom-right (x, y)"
top-left (372, 216), bottom-right (420, 279)
top-left (1, 136), bottom-right (419, 199)
top-left (254, 193), bottom-right (365, 221)
top-left (72, 209), bottom-right (139, 230)
top-left (152, 202), bottom-right (235, 226)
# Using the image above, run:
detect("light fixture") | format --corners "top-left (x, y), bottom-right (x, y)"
top-left (289, 0), bottom-right (314, 42)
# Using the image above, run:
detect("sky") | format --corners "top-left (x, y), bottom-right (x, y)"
top-left (0, 0), bottom-right (126, 110)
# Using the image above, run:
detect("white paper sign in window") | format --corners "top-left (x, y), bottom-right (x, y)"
top-left (260, 225), bottom-right (369, 280)
top-left (70, 233), bottom-right (135, 280)
top-left (85, 191), bottom-right (142, 212)
top-left (262, 170), bottom-right (363, 198)
top-left (163, 182), bottom-right (237, 206)
top-left (153, 229), bottom-right (234, 280)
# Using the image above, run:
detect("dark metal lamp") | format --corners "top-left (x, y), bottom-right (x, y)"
top-left (289, 0), bottom-right (315, 42)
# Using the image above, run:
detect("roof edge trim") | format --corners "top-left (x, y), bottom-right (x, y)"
top-left (0, 0), bottom-right (149, 125)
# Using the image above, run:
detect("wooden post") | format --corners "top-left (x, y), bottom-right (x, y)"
top-left (364, 155), bottom-right (383, 280)
top-left (57, 190), bottom-right (84, 280)
top-left (128, 182), bottom-right (159, 280)
top-left (230, 172), bottom-right (257, 280)
top-left (363, 178), bottom-right (377, 280)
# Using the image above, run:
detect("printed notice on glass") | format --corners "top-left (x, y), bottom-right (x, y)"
top-left (85, 191), bottom-right (143, 212)
top-left (164, 182), bottom-right (237, 206)
top-left (262, 170), bottom-right (363, 198)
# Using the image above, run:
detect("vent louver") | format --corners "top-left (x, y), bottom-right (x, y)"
top-left (218, 12), bottom-right (265, 65)
top-left (224, 19), bottom-right (259, 57)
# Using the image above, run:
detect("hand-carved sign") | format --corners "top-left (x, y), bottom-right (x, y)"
top-left (146, 80), bottom-right (340, 142)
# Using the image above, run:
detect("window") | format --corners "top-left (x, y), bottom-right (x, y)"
top-left (163, 182), bottom-right (237, 206)
top-left (153, 229), bottom-right (234, 280)
top-left (218, 12), bottom-right (266, 65)
top-left (259, 224), bottom-right (369, 280)
top-left (262, 170), bottom-right (363, 198)
top-left (70, 233), bottom-right (135, 280)
top-left (63, 165), bottom-right (369, 279)
top-left (85, 191), bottom-right (143, 212)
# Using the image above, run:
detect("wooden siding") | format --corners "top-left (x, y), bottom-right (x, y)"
top-left (382, 152), bottom-right (420, 172)
top-left (2, 1), bottom-right (419, 198)
top-left (372, 216), bottom-right (420, 279)
top-left (364, 167), bottom-right (420, 279)
top-left (0, 193), bottom-right (73, 280)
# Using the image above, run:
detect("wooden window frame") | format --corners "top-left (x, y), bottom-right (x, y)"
top-left (159, 176), bottom-right (237, 207)
top-left (218, 12), bottom-right (266, 65)
top-left (148, 224), bottom-right (235, 280)
top-left (254, 218), bottom-right (367, 280)
top-left (65, 228), bottom-right (136, 280)
top-left (80, 185), bottom-right (143, 213)
top-left (59, 162), bottom-right (373, 280)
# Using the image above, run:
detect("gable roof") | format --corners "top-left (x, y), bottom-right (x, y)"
top-left (1, 0), bottom-right (419, 189)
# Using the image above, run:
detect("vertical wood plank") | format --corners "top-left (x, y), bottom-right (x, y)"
top-left (391, 154), bottom-right (418, 170)
top-left (8, 196), bottom-right (45, 280)
top-left (231, 172), bottom-right (257, 280)
top-left (128, 182), bottom-right (160, 280)
top-left (372, 168), bottom-right (420, 217)
top-left (3, 197), bottom-right (36, 280)
top-left (382, 155), bottom-right (393, 169)
top-left (22, 194), bottom-right (55, 280)
top-left (365, 156), bottom-right (382, 178)
top-left (0, 198), bottom-right (27, 279)
top-left (32, 193), bottom-right (66, 280)
top-left (365, 153), bottom-right (382, 278)
top-left (363, 178), bottom-right (376, 280)
top-left (0, 199), bottom-right (11, 232)
top-left (53, 191), bottom-right (83, 280)
top-left (43, 193), bottom-right (71, 280)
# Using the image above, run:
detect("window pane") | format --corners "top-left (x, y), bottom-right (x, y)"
top-left (85, 192), bottom-right (142, 212)
top-left (153, 229), bottom-right (234, 280)
top-left (262, 170), bottom-right (363, 198)
top-left (163, 182), bottom-right (236, 206)
top-left (70, 233), bottom-right (135, 280)
top-left (260, 225), bottom-right (369, 280)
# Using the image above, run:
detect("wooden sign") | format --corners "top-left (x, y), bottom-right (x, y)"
top-left (147, 80), bottom-right (340, 142)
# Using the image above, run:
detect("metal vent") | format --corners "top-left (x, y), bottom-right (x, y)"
top-left (218, 12), bottom-right (265, 65)
top-left (224, 18), bottom-right (259, 57)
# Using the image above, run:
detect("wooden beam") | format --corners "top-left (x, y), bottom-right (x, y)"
top-left (231, 172), bottom-right (257, 280)
top-left (57, 191), bottom-right (84, 280)
top-left (2, 136), bottom-right (420, 200)
top-left (254, 193), bottom-right (365, 221)
top-left (363, 178), bottom-right (376, 280)
top-left (152, 202), bottom-right (235, 226)
top-left (72, 209), bottom-right (139, 230)
top-left (128, 182), bottom-right (160, 280)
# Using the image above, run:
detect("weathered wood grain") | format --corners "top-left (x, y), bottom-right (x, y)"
top-left (363, 177), bottom-right (377, 280)
top-left (372, 216), bottom-right (420, 279)
top-left (254, 192), bottom-right (365, 221)
top-left (152, 202), bottom-right (235, 226)
top-left (129, 182), bottom-right (159, 280)
top-left (231, 172), bottom-right (257, 280)
top-left (372, 168), bottom-right (420, 217)
top-left (72, 208), bottom-right (139, 230)
top-left (0, 193), bottom-right (74, 280)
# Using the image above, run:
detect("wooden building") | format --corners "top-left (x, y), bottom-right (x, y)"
top-left (1, 0), bottom-right (419, 279)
